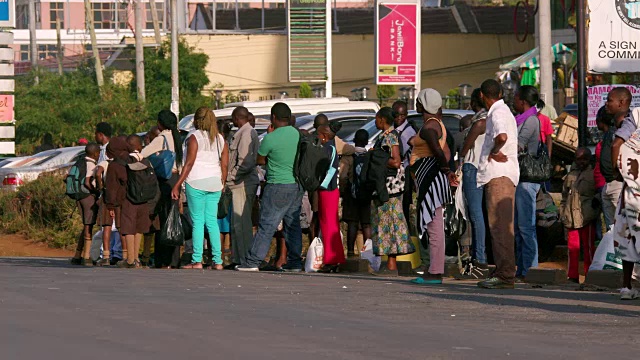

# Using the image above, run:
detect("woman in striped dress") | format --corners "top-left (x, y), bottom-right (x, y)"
top-left (409, 89), bottom-right (457, 285)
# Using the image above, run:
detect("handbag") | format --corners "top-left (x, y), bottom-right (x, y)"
top-left (518, 117), bottom-right (552, 183)
top-left (375, 130), bottom-right (405, 197)
top-left (148, 135), bottom-right (175, 180)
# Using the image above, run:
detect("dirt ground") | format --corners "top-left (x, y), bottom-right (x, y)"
top-left (0, 233), bottom-right (74, 257)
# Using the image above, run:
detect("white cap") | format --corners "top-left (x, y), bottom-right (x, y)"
top-left (416, 88), bottom-right (443, 115)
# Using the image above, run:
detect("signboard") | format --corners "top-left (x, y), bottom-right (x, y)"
top-left (287, 0), bottom-right (328, 82)
top-left (587, 85), bottom-right (640, 127)
top-left (0, 141), bottom-right (14, 154)
top-left (0, 125), bottom-right (14, 138)
top-left (0, 0), bottom-right (15, 28)
top-left (0, 94), bottom-right (13, 123)
top-left (589, 0), bottom-right (640, 72)
top-left (376, 1), bottom-right (419, 84)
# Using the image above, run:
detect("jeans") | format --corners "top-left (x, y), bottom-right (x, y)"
top-left (245, 183), bottom-right (304, 268)
top-left (185, 184), bottom-right (222, 264)
top-left (462, 163), bottom-right (487, 264)
top-left (515, 181), bottom-right (540, 277)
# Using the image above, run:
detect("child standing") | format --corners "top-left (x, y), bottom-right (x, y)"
top-left (70, 143), bottom-right (101, 266)
top-left (561, 147), bottom-right (598, 283)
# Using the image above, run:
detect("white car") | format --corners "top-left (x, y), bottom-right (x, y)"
top-left (0, 147), bottom-right (85, 191)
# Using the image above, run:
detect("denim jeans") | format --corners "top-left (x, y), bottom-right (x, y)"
top-left (515, 181), bottom-right (540, 277)
top-left (185, 184), bottom-right (222, 264)
top-left (462, 163), bottom-right (487, 264)
top-left (245, 183), bottom-right (304, 268)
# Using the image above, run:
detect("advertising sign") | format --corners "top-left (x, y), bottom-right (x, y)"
top-left (0, 94), bottom-right (13, 123)
top-left (587, 85), bottom-right (640, 127)
top-left (288, 0), bottom-right (328, 82)
top-left (376, 2), bottom-right (419, 84)
top-left (0, 0), bottom-right (15, 28)
top-left (588, 0), bottom-right (640, 72)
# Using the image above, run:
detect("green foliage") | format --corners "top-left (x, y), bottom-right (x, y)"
top-left (0, 173), bottom-right (81, 249)
top-left (137, 38), bottom-right (212, 119)
top-left (15, 69), bottom-right (144, 154)
top-left (445, 88), bottom-right (460, 109)
top-left (299, 83), bottom-right (313, 98)
top-left (376, 85), bottom-right (396, 106)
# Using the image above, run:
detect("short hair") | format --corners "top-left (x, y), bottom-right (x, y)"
top-left (376, 107), bottom-right (394, 126)
top-left (85, 143), bottom-right (101, 155)
top-left (96, 122), bottom-right (112, 137)
top-left (460, 114), bottom-right (473, 130)
top-left (576, 147), bottom-right (592, 157)
top-left (392, 100), bottom-right (408, 114)
top-left (596, 106), bottom-right (613, 126)
top-left (127, 134), bottom-right (143, 148)
top-left (314, 113), bottom-right (329, 129)
top-left (232, 106), bottom-right (249, 120)
top-left (354, 129), bottom-right (369, 147)
top-left (271, 102), bottom-right (291, 123)
top-left (517, 85), bottom-right (544, 108)
top-left (480, 79), bottom-right (501, 100)
top-left (470, 88), bottom-right (484, 107)
top-left (317, 124), bottom-right (333, 136)
top-left (328, 120), bottom-right (342, 134)
top-left (610, 87), bottom-right (632, 104)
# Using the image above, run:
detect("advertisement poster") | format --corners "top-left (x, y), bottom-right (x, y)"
top-left (588, 0), bottom-right (640, 72)
top-left (376, 3), bottom-right (418, 84)
top-left (587, 84), bottom-right (640, 127)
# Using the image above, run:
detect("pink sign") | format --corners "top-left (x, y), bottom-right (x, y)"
top-left (0, 95), bottom-right (13, 123)
top-left (587, 85), bottom-right (640, 127)
top-left (376, 3), bottom-right (418, 84)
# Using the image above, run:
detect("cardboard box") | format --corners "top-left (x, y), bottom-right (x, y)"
top-left (556, 114), bottom-right (579, 149)
top-left (563, 114), bottom-right (579, 128)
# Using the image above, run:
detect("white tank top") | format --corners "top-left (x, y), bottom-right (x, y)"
top-left (185, 130), bottom-right (224, 192)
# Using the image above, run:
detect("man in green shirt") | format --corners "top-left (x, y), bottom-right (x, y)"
top-left (237, 103), bottom-right (305, 272)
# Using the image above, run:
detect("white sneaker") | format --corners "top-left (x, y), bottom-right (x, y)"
top-left (620, 288), bottom-right (640, 300)
top-left (235, 265), bottom-right (259, 272)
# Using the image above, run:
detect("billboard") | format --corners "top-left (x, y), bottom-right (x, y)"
top-left (376, 2), bottom-right (419, 85)
top-left (587, 85), bottom-right (640, 127)
top-left (0, 0), bottom-right (15, 28)
top-left (288, 0), bottom-right (329, 82)
top-left (588, 0), bottom-right (640, 72)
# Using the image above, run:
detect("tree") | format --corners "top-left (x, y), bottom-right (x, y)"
top-left (376, 85), bottom-right (396, 106)
top-left (299, 83), bottom-right (313, 98)
top-left (137, 38), bottom-right (212, 119)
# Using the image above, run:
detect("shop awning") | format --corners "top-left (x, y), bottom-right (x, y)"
top-left (499, 43), bottom-right (574, 71)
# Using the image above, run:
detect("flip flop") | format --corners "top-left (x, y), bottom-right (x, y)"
top-left (410, 277), bottom-right (443, 285)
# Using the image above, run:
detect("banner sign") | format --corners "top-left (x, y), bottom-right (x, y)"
top-left (0, 0), bottom-right (15, 28)
top-left (588, 0), bottom-right (640, 72)
top-left (587, 84), bottom-right (640, 127)
top-left (376, 2), bottom-right (419, 84)
top-left (0, 94), bottom-right (13, 123)
top-left (288, 0), bottom-right (328, 82)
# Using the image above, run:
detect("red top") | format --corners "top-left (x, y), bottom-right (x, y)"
top-left (594, 141), bottom-right (606, 189)
top-left (538, 113), bottom-right (554, 143)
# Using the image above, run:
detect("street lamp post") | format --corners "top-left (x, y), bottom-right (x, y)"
top-left (360, 87), bottom-right (370, 100)
top-left (279, 91), bottom-right (288, 99)
top-left (214, 89), bottom-right (223, 110)
top-left (458, 83), bottom-right (472, 110)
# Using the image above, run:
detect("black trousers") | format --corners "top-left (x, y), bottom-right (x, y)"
top-left (154, 173), bottom-right (181, 268)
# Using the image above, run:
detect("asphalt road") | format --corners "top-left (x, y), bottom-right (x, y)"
top-left (1, 257), bottom-right (638, 360)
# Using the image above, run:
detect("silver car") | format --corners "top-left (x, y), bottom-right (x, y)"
top-left (0, 147), bottom-right (85, 191)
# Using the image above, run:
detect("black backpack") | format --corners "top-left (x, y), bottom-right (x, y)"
top-left (356, 148), bottom-right (390, 203)
top-left (65, 158), bottom-right (91, 201)
top-left (600, 130), bottom-right (615, 183)
top-left (351, 152), bottom-right (371, 201)
top-left (118, 158), bottom-right (159, 204)
top-left (293, 133), bottom-right (330, 192)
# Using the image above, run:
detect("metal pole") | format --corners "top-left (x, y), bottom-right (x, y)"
top-left (28, 0), bottom-right (38, 84)
top-left (170, 0), bottom-right (179, 116)
top-left (415, 0), bottom-right (421, 92)
top-left (577, 0), bottom-right (587, 147)
top-left (261, 0), bottom-right (264, 33)
top-left (85, 0), bottom-right (104, 90)
top-left (212, 0), bottom-right (216, 31)
top-left (56, 17), bottom-right (63, 76)
top-left (149, 0), bottom-right (162, 45)
top-left (538, 0), bottom-right (554, 110)
top-left (234, 0), bottom-right (240, 30)
top-left (325, 0), bottom-right (332, 98)
top-left (135, 0), bottom-right (146, 103)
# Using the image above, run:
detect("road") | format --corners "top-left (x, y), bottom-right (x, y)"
top-left (0, 257), bottom-right (637, 360)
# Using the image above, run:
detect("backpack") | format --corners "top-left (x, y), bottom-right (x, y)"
top-left (65, 158), bottom-right (91, 201)
top-left (118, 158), bottom-right (159, 204)
top-left (355, 148), bottom-right (390, 203)
top-left (293, 133), bottom-right (330, 192)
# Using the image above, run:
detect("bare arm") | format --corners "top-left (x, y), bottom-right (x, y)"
top-left (612, 137), bottom-right (625, 172)
top-left (489, 133), bottom-right (508, 163)
top-left (460, 119), bottom-right (486, 159)
top-left (256, 154), bottom-right (266, 166)
top-left (546, 135), bottom-right (553, 157)
top-left (95, 166), bottom-right (105, 192)
top-left (221, 142), bottom-right (229, 186)
top-left (171, 136), bottom-right (197, 200)
top-left (386, 145), bottom-right (401, 169)
top-left (419, 120), bottom-right (447, 170)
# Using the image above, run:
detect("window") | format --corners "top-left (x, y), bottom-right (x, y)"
top-left (50, 2), bottom-right (64, 29)
top-left (16, 4), bottom-right (28, 29)
top-left (19, 45), bottom-right (61, 61)
top-left (145, 2), bottom-right (164, 30)
top-left (92, 2), bottom-right (129, 30)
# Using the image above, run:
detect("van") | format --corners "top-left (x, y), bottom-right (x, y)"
top-left (178, 97), bottom-right (380, 135)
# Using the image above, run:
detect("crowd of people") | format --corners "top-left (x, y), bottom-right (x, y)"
top-left (67, 79), bottom-right (640, 300)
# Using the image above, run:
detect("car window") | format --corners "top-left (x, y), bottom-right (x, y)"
top-left (295, 118), bottom-right (314, 129)
top-left (335, 119), bottom-right (373, 139)
top-left (343, 120), bottom-right (379, 142)
top-left (7, 151), bottom-right (61, 168)
top-left (406, 114), bottom-right (460, 137)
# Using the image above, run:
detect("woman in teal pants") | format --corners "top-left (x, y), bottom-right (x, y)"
top-left (172, 107), bottom-right (229, 269)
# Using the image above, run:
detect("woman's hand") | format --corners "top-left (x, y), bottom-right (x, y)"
top-left (447, 172), bottom-right (459, 187)
top-left (171, 185), bottom-right (180, 201)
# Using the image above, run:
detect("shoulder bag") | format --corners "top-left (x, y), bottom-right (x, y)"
top-left (375, 130), bottom-right (405, 197)
top-left (518, 117), bottom-right (552, 183)
top-left (148, 135), bottom-right (175, 180)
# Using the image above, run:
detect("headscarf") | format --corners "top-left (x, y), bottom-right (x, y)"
top-left (106, 136), bottom-right (129, 161)
top-left (158, 110), bottom-right (183, 165)
top-left (515, 106), bottom-right (538, 127)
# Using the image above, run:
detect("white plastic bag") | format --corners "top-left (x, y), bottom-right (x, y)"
top-left (305, 237), bottom-right (324, 273)
top-left (360, 239), bottom-right (381, 272)
top-left (589, 228), bottom-right (623, 271)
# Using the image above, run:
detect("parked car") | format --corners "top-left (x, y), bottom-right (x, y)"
top-left (257, 112), bottom-right (377, 142)
top-left (0, 147), bottom-right (85, 191)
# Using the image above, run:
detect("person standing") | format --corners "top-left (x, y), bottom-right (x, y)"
top-left (407, 90), bottom-right (455, 284)
top-left (594, 107), bottom-right (612, 242)
top-left (141, 110), bottom-right (183, 269)
top-left (560, 148), bottom-right (597, 283)
top-left (512, 85), bottom-right (543, 280)
top-left (476, 79), bottom-right (519, 289)
top-left (171, 107), bottom-right (228, 269)
top-left (392, 100), bottom-right (417, 227)
top-left (459, 88), bottom-right (490, 278)
top-left (225, 106), bottom-right (259, 269)
top-left (606, 88), bottom-right (632, 229)
top-left (237, 103), bottom-right (304, 272)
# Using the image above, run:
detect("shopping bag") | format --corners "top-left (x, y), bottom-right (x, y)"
top-left (305, 237), bottom-right (324, 273)
top-left (589, 228), bottom-right (623, 271)
top-left (158, 202), bottom-right (185, 247)
top-left (360, 239), bottom-right (381, 272)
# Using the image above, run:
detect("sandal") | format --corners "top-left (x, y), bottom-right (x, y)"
top-left (182, 262), bottom-right (203, 269)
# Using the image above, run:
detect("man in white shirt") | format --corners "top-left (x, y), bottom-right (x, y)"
top-left (476, 79), bottom-right (519, 289)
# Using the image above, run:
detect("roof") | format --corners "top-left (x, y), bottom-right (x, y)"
top-left (500, 43), bottom-right (574, 70)
top-left (14, 52), bottom-right (114, 75)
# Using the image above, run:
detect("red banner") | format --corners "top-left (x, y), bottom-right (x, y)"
top-left (376, 3), bottom-right (418, 84)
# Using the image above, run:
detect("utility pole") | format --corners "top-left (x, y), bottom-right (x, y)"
top-left (149, 0), bottom-right (162, 45)
top-left (134, 0), bottom-right (145, 103)
top-left (84, 0), bottom-right (104, 90)
top-left (28, 0), bottom-right (38, 84)
top-left (576, 0), bottom-right (587, 147)
top-left (56, 17), bottom-right (63, 76)
top-left (537, 0), bottom-right (553, 110)
top-left (170, 0), bottom-right (179, 116)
